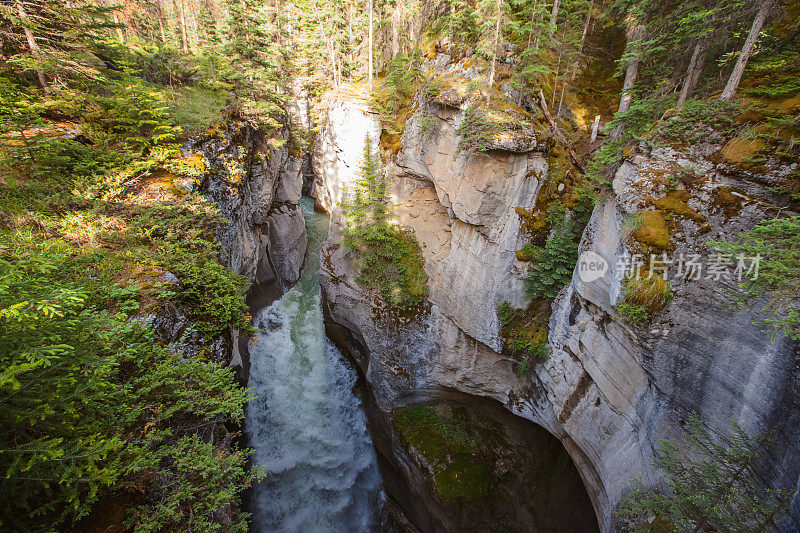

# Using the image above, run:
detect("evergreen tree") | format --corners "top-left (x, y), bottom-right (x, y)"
top-left (619, 414), bottom-right (795, 532)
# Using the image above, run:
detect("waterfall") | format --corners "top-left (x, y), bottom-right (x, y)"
top-left (246, 197), bottom-right (383, 532)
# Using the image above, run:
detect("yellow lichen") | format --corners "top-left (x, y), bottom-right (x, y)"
top-left (652, 190), bottom-right (705, 223)
top-left (633, 210), bottom-right (670, 250)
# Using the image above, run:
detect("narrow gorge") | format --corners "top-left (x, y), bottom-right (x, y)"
top-left (2, 1), bottom-right (799, 532)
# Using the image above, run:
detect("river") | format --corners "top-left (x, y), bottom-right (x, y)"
top-left (245, 196), bottom-right (383, 532)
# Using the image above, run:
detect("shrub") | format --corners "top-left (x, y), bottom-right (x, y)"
top-left (712, 216), bottom-right (800, 340)
top-left (617, 301), bottom-right (649, 325)
top-left (0, 250), bottom-right (257, 531)
top-left (342, 137), bottom-right (428, 308)
top-left (168, 256), bottom-right (253, 339)
top-left (621, 272), bottom-right (672, 318)
top-left (515, 243), bottom-right (537, 262)
top-left (349, 223), bottom-right (428, 308)
top-left (371, 53), bottom-right (422, 135)
top-left (654, 99), bottom-right (741, 144)
top-left (454, 106), bottom-right (493, 157)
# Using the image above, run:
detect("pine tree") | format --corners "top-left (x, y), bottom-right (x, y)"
top-left (619, 414), bottom-right (795, 531)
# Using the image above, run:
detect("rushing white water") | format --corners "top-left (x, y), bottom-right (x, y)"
top-left (245, 197), bottom-right (383, 533)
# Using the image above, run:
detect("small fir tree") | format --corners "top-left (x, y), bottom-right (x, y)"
top-left (618, 414), bottom-right (795, 532)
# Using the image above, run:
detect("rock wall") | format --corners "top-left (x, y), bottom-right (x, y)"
top-left (188, 116), bottom-right (308, 310)
top-left (184, 114), bottom-right (308, 381)
top-left (314, 81), bottom-right (800, 532)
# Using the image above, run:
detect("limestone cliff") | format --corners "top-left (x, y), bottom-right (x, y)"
top-left (181, 114), bottom-right (308, 381)
top-left (313, 57), bottom-right (800, 531)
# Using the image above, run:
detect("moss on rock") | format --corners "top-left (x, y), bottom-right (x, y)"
top-left (633, 210), bottom-right (670, 250)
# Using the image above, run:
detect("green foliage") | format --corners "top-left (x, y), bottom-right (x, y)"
top-left (167, 86), bottom-right (229, 136)
top-left (616, 301), bottom-right (649, 325)
top-left (96, 77), bottom-right (183, 152)
top-left (342, 137), bottom-right (428, 308)
top-left (393, 405), bottom-right (492, 502)
top-left (169, 257), bottom-right (253, 339)
top-left (371, 53), bottom-right (422, 135)
top-left (523, 193), bottom-right (595, 301)
top-left (605, 95), bottom-right (675, 141)
top-left (622, 273), bottom-right (672, 318)
top-left (454, 106), bottom-right (494, 157)
top-left (654, 99), bottom-right (742, 144)
top-left (497, 300), bottom-right (523, 326)
top-left (742, 75), bottom-right (800, 98)
top-left (585, 140), bottom-right (624, 185)
top-left (618, 414), bottom-right (795, 532)
top-left (0, 249), bottom-right (257, 531)
top-left (713, 216), bottom-right (800, 340)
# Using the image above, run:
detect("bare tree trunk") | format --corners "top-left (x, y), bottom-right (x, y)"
top-left (187, 0), bottom-right (200, 49)
top-left (590, 115), bottom-right (600, 142)
top-left (486, 0), bottom-right (503, 106)
top-left (15, 0), bottom-right (50, 93)
top-left (526, 0), bottom-right (539, 49)
top-left (156, 0), bottom-right (168, 43)
top-left (314, 2), bottom-right (339, 87)
top-left (548, 0), bottom-right (560, 35)
top-left (517, 0), bottom-right (540, 106)
top-left (677, 40), bottom-right (706, 106)
top-left (368, 0), bottom-right (374, 90)
top-left (578, 0), bottom-right (593, 53)
top-left (616, 21), bottom-right (645, 115)
top-left (720, 0), bottom-right (772, 102)
top-left (112, 12), bottom-right (125, 42)
top-left (177, 0), bottom-right (189, 52)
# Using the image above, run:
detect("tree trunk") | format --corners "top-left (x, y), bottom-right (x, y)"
top-left (177, 0), bottom-right (189, 52)
top-left (14, 0), bottom-right (50, 93)
top-left (368, 0), bottom-right (374, 90)
top-left (156, 0), bottom-right (167, 43)
top-left (112, 12), bottom-right (125, 42)
top-left (616, 21), bottom-right (645, 115)
top-left (590, 115), bottom-right (600, 142)
top-left (526, 0), bottom-right (538, 48)
top-left (314, 2), bottom-right (339, 87)
top-left (486, 0), bottom-right (503, 106)
top-left (719, 1), bottom-right (772, 102)
top-left (578, 0), bottom-right (593, 53)
top-left (677, 40), bottom-right (706, 106)
top-left (548, 0), bottom-right (560, 35)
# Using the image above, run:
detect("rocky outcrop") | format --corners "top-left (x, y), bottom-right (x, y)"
top-left (178, 114), bottom-right (308, 382)
top-left (187, 116), bottom-right (308, 312)
top-left (315, 70), bottom-right (800, 532)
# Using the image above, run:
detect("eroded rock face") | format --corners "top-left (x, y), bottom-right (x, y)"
top-left (545, 143), bottom-right (800, 529)
top-left (315, 92), bottom-right (800, 532)
top-left (184, 115), bottom-right (308, 382)
top-left (188, 116), bottom-right (308, 311)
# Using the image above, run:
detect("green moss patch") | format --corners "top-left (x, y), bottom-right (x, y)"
top-left (393, 405), bottom-right (496, 502)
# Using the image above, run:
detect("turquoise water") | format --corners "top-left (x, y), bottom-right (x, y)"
top-left (246, 197), bottom-right (383, 532)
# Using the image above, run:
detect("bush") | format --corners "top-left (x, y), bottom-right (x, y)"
top-left (371, 53), bottom-right (422, 135)
top-left (616, 272), bottom-right (672, 325)
top-left (617, 301), bottom-right (649, 325)
top-left (348, 223), bottom-right (428, 308)
top-left (342, 137), bottom-right (428, 308)
top-left (454, 106), bottom-right (493, 157)
top-left (0, 250), bottom-right (257, 531)
top-left (713, 216), bottom-right (800, 340)
top-left (654, 99), bottom-right (741, 144)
